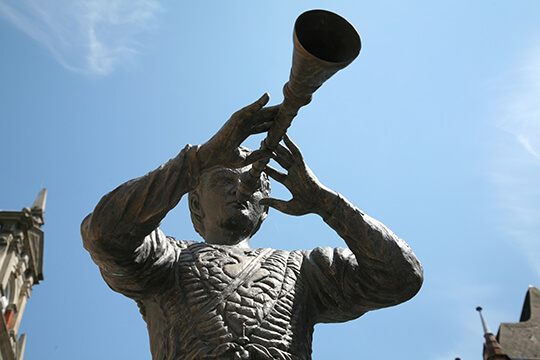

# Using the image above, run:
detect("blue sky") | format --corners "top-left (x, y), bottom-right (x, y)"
top-left (1, 1), bottom-right (539, 359)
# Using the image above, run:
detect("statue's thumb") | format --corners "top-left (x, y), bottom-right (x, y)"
top-left (243, 149), bottom-right (272, 166)
top-left (259, 197), bottom-right (288, 213)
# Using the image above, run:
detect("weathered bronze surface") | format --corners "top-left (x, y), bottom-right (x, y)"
top-left (81, 10), bottom-right (423, 360)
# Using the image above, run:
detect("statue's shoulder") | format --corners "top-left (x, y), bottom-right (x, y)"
top-left (163, 237), bottom-right (201, 250)
top-left (268, 247), bottom-right (336, 263)
top-left (296, 246), bottom-right (358, 274)
top-left (301, 246), bottom-right (353, 256)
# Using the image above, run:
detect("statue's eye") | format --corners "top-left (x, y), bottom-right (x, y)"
top-left (214, 178), bottom-right (233, 187)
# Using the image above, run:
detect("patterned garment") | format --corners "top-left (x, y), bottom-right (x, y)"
top-left (101, 230), bottom-right (374, 360)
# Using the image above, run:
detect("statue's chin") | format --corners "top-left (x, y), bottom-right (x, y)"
top-left (220, 215), bottom-right (256, 235)
top-left (214, 211), bottom-right (262, 241)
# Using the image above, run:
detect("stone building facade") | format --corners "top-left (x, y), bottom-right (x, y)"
top-left (497, 286), bottom-right (540, 360)
top-left (0, 190), bottom-right (45, 360)
top-left (478, 286), bottom-right (540, 360)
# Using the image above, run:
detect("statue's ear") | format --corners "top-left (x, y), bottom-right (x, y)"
top-left (189, 192), bottom-right (202, 217)
top-left (260, 207), bottom-right (268, 222)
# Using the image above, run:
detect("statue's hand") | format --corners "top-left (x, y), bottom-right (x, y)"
top-left (260, 135), bottom-right (338, 217)
top-left (197, 93), bottom-right (278, 172)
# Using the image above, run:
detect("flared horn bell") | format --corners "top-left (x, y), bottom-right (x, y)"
top-left (236, 10), bottom-right (361, 201)
top-left (265, 9), bottom-right (361, 148)
top-left (289, 9), bottom-right (361, 96)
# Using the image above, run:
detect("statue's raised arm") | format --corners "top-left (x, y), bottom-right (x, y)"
top-left (81, 94), bottom-right (277, 294)
top-left (262, 135), bottom-right (423, 321)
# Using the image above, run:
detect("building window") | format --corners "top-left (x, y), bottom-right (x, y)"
top-left (1, 279), bottom-right (12, 315)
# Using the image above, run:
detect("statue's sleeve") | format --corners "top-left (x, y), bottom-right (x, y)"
top-left (80, 144), bottom-right (199, 298)
top-left (303, 194), bottom-right (423, 324)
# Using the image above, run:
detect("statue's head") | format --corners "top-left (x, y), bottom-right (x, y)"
top-left (188, 164), bottom-right (270, 246)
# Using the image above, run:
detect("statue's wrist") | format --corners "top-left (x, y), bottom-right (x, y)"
top-left (183, 144), bottom-right (201, 191)
top-left (316, 188), bottom-right (340, 220)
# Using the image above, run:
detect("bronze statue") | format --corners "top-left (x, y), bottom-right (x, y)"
top-left (81, 10), bottom-right (423, 360)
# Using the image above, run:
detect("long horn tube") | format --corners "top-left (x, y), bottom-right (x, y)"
top-left (237, 9), bottom-right (361, 201)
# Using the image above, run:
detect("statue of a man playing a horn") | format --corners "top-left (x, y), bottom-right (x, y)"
top-left (81, 94), bottom-right (423, 360)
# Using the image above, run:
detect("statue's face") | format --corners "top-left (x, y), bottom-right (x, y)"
top-left (196, 166), bottom-right (268, 244)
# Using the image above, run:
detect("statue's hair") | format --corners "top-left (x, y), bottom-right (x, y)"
top-left (188, 170), bottom-right (271, 238)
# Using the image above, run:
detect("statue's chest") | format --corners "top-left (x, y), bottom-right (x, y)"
top-left (176, 246), bottom-right (293, 334)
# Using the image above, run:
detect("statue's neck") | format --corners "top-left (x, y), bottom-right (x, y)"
top-left (203, 233), bottom-right (251, 249)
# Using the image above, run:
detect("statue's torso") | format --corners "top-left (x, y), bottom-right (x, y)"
top-left (141, 241), bottom-right (314, 360)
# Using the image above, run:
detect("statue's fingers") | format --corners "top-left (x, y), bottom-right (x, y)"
top-left (251, 121), bottom-right (273, 134)
top-left (231, 93), bottom-right (270, 124)
top-left (264, 165), bottom-right (287, 184)
top-left (286, 201), bottom-right (306, 216)
top-left (244, 93), bottom-right (270, 116)
top-left (259, 197), bottom-right (294, 215)
top-left (273, 143), bottom-right (293, 169)
top-left (256, 92), bottom-right (270, 107)
top-left (251, 105), bottom-right (279, 126)
top-left (241, 149), bottom-right (272, 166)
top-left (283, 134), bottom-right (303, 160)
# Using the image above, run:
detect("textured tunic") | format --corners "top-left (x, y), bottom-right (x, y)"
top-left (82, 145), bottom-right (423, 360)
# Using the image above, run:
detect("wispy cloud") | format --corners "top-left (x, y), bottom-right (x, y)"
top-left (493, 45), bottom-right (540, 278)
top-left (0, 0), bottom-right (162, 76)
